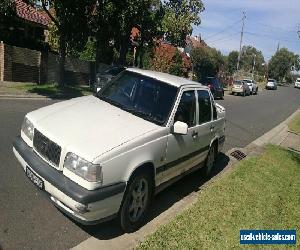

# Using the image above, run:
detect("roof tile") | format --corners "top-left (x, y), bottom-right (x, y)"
top-left (15, 0), bottom-right (51, 27)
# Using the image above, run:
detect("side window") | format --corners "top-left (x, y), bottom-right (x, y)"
top-left (174, 90), bottom-right (196, 127)
top-left (197, 90), bottom-right (212, 124)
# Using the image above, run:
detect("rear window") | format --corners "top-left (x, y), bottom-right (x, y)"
top-left (268, 79), bottom-right (275, 82)
top-left (234, 81), bottom-right (242, 85)
top-left (203, 78), bottom-right (220, 87)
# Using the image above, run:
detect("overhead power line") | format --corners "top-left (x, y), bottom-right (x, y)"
top-left (208, 31), bottom-right (240, 44)
top-left (247, 18), bottom-right (298, 33)
top-left (203, 19), bottom-right (242, 41)
top-left (244, 31), bottom-right (300, 43)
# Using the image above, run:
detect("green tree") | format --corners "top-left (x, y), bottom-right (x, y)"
top-left (41, 0), bottom-right (92, 86)
top-left (268, 48), bottom-right (300, 82)
top-left (226, 50), bottom-right (238, 74)
top-left (88, 0), bottom-right (162, 66)
top-left (0, 0), bottom-right (15, 22)
top-left (87, 0), bottom-right (119, 65)
top-left (135, 0), bottom-right (165, 68)
top-left (240, 46), bottom-right (265, 76)
top-left (169, 49), bottom-right (184, 76)
top-left (115, 0), bottom-right (164, 65)
top-left (191, 46), bottom-right (224, 81)
top-left (0, 0), bottom-right (16, 43)
top-left (162, 0), bottom-right (204, 47)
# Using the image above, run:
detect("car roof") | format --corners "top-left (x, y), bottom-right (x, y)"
top-left (127, 68), bottom-right (204, 88)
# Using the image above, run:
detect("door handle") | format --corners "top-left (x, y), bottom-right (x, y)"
top-left (192, 131), bottom-right (198, 139)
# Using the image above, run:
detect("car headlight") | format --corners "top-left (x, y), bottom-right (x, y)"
top-left (64, 152), bottom-right (102, 182)
top-left (22, 117), bottom-right (34, 140)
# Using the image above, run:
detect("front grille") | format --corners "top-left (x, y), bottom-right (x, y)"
top-left (33, 129), bottom-right (61, 166)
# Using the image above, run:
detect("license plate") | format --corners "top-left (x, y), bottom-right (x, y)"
top-left (26, 167), bottom-right (44, 190)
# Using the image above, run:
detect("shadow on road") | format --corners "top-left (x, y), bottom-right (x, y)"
top-left (76, 152), bottom-right (230, 240)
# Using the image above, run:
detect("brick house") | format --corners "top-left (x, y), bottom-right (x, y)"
top-left (0, 0), bottom-right (51, 50)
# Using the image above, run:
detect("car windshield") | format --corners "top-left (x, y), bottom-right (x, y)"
top-left (97, 71), bottom-right (178, 126)
top-left (268, 79), bottom-right (275, 82)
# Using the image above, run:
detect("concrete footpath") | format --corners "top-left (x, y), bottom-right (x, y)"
top-left (73, 109), bottom-right (300, 250)
top-left (250, 108), bottom-right (300, 153)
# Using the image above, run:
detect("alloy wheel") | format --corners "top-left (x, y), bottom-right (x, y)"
top-left (128, 177), bottom-right (149, 222)
top-left (206, 146), bottom-right (215, 174)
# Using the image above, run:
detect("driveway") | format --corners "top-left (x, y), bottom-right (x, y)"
top-left (0, 86), bottom-right (299, 249)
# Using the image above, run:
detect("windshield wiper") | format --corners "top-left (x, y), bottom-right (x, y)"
top-left (123, 107), bottom-right (164, 125)
top-left (98, 94), bottom-right (125, 110)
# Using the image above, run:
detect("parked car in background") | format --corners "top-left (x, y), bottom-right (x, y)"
top-left (91, 65), bottom-right (126, 92)
top-left (231, 80), bottom-right (251, 96)
top-left (201, 77), bottom-right (224, 99)
top-left (295, 78), bottom-right (300, 89)
top-left (243, 79), bottom-right (258, 95)
top-left (266, 79), bottom-right (278, 90)
top-left (13, 68), bottom-right (226, 232)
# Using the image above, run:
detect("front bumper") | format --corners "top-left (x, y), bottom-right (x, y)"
top-left (13, 136), bottom-right (126, 225)
top-left (295, 83), bottom-right (300, 88)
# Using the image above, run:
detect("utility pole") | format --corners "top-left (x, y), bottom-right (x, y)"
top-left (252, 54), bottom-right (256, 78)
top-left (237, 11), bottom-right (246, 71)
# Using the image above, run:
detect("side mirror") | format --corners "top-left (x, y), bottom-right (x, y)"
top-left (96, 87), bottom-right (101, 92)
top-left (172, 121), bottom-right (188, 135)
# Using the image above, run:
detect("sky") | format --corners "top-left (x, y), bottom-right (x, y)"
top-left (193, 0), bottom-right (300, 61)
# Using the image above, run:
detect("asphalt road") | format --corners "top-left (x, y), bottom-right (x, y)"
top-left (0, 86), bottom-right (299, 249)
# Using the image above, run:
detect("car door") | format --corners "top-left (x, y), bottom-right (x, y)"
top-left (159, 89), bottom-right (199, 183)
top-left (193, 89), bottom-right (214, 163)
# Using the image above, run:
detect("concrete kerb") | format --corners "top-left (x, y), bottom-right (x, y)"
top-left (0, 94), bottom-right (52, 100)
top-left (250, 108), bottom-right (300, 148)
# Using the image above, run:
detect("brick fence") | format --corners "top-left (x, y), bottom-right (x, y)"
top-left (0, 42), bottom-right (94, 85)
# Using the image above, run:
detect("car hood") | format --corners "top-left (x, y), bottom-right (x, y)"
top-left (27, 96), bottom-right (159, 161)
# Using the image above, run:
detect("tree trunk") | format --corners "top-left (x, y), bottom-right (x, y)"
top-left (138, 34), bottom-right (145, 68)
top-left (95, 40), bottom-right (100, 72)
top-left (58, 30), bottom-right (66, 87)
top-left (118, 30), bottom-right (131, 65)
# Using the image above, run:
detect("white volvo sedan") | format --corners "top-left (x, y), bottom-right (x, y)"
top-left (13, 68), bottom-right (226, 232)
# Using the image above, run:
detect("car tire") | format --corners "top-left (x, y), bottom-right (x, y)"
top-left (202, 143), bottom-right (217, 177)
top-left (242, 91), bottom-right (246, 97)
top-left (119, 169), bottom-right (153, 232)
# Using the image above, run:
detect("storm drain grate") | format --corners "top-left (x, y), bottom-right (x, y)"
top-left (230, 150), bottom-right (247, 161)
